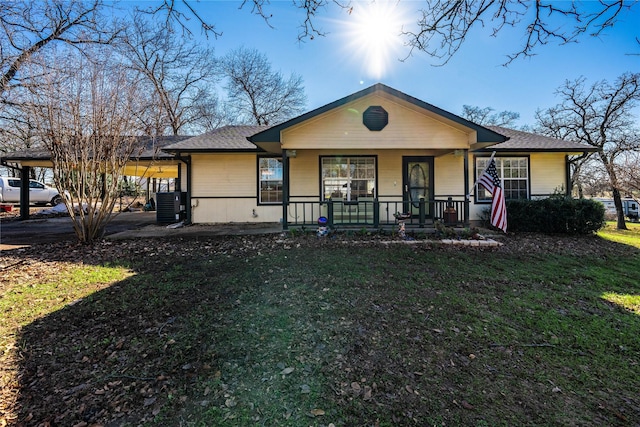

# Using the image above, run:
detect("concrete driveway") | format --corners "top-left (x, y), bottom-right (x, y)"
top-left (0, 211), bottom-right (157, 249)
top-left (0, 211), bottom-right (283, 250)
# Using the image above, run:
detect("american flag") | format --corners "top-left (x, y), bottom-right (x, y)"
top-left (478, 158), bottom-right (507, 232)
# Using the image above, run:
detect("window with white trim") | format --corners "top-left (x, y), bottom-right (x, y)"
top-left (476, 157), bottom-right (529, 201)
top-left (259, 157), bottom-right (283, 203)
top-left (321, 157), bottom-right (376, 201)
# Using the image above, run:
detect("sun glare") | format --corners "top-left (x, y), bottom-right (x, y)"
top-left (343, 1), bottom-right (408, 80)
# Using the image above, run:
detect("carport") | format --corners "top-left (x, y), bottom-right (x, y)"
top-left (0, 136), bottom-right (189, 220)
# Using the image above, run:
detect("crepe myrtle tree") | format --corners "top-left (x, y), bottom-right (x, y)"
top-left (27, 48), bottom-right (147, 243)
top-left (536, 72), bottom-right (640, 230)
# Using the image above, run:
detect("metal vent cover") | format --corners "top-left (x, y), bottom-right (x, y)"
top-left (363, 106), bottom-right (388, 131)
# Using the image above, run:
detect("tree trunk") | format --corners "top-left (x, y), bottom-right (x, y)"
top-left (612, 187), bottom-right (628, 230)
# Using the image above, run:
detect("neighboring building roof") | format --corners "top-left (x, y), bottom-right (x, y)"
top-left (136, 136), bottom-right (192, 159)
top-left (0, 148), bottom-right (51, 161)
top-left (484, 126), bottom-right (598, 153)
top-left (0, 136), bottom-right (191, 162)
top-left (163, 125), bottom-right (269, 152)
top-left (249, 83), bottom-right (508, 145)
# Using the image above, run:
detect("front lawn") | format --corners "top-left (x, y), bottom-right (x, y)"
top-left (598, 221), bottom-right (640, 248)
top-left (1, 231), bottom-right (639, 426)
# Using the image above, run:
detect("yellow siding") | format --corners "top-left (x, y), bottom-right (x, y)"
top-left (191, 153), bottom-right (256, 197)
top-left (185, 151), bottom-right (569, 225)
top-left (188, 153), bottom-right (280, 223)
top-left (281, 94), bottom-right (471, 150)
top-left (288, 150), bottom-right (319, 197)
top-left (191, 198), bottom-right (281, 224)
top-left (530, 153), bottom-right (567, 196)
top-left (288, 149), bottom-right (439, 199)
top-left (434, 155), bottom-right (465, 197)
top-left (377, 153), bottom-right (403, 198)
top-left (467, 153), bottom-right (568, 222)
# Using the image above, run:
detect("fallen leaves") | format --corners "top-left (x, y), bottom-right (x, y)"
top-left (280, 367), bottom-right (295, 376)
top-left (2, 232), bottom-right (639, 426)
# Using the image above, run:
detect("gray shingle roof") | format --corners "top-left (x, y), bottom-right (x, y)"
top-left (486, 126), bottom-right (597, 152)
top-left (137, 136), bottom-right (192, 159)
top-left (0, 136), bottom-right (191, 162)
top-left (0, 148), bottom-right (51, 161)
top-left (163, 125), bottom-right (269, 152)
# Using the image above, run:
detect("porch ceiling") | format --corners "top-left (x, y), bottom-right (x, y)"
top-left (2, 157), bottom-right (179, 178)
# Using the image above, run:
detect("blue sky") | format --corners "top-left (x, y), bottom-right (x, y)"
top-left (148, 1), bottom-right (640, 127)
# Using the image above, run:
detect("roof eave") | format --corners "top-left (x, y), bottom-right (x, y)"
top-left (476, 147), bottom-right (599, 153)
top-left (162, 148), bottom-right (264, 154)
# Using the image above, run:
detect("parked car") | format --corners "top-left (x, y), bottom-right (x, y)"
top-left (0, 176), bottom-right (65, 206)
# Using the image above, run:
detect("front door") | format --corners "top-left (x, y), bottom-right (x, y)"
top-left (403, 157), bottom-right (433, 217)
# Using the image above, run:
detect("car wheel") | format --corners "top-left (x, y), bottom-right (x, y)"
top-left (51, 195), bottom-right (63, 206)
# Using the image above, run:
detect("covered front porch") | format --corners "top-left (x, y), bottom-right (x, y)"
top-left (282, 197), bottom-right (470, 229)
top-left (278, 146), bottom-right (474, 230)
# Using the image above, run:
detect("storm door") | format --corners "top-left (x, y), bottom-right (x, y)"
top-left (402, 157), bottom-right (434, 217)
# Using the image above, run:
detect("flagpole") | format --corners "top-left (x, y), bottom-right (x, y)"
top-left (467, 151), bottom-right (496, 199)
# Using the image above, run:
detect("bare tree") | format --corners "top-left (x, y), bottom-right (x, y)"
top-left (26, 47), bottom-right (147, 243)
top-left (401, 1), bottom-right (636, 65)
top-left (0, 0), bottom-right (125, 168)
top-left (221, 47), bottom-right (306, 125)
top-left (0, 0), bottom-right (118, 97)
top-left (136, 0), bottom-right (223, 39)
top-left (119, 12), bottom-right (222, 135)
top-left (461, 105), bottom-right (520, 127)
top-left (613, 147), bottom-right (640, 197)
top-left (536, 73), bottom-right (640, 230)
top-left (140, 0), bottom-right (638, 65)
top-left (189, 96), bottom-right (233, 133)
top-left (0, 111), bottom-right (51, 179)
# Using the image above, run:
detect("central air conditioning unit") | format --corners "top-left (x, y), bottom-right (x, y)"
top-left (156, 192), bottom-right (184, 224)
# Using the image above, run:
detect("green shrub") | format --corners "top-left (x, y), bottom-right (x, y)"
top-left (505, 196), bottom-right (605, 234)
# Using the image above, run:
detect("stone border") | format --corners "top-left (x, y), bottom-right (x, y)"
top-left (329, 238), bottom-right (503, 247)
top-left (440, 239), bottom-right (502, 247)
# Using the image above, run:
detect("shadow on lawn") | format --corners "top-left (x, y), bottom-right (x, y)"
top-left (6, 233), bottom-right (640, 426)
top-left (8, 237), bottom-right (256, 426)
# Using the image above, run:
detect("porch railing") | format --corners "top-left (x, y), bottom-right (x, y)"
top-left (283, 198), bottom-right (468, 229)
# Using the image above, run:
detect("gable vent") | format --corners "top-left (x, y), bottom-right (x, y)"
top-left (363, 106), bottom-right (388, 131)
